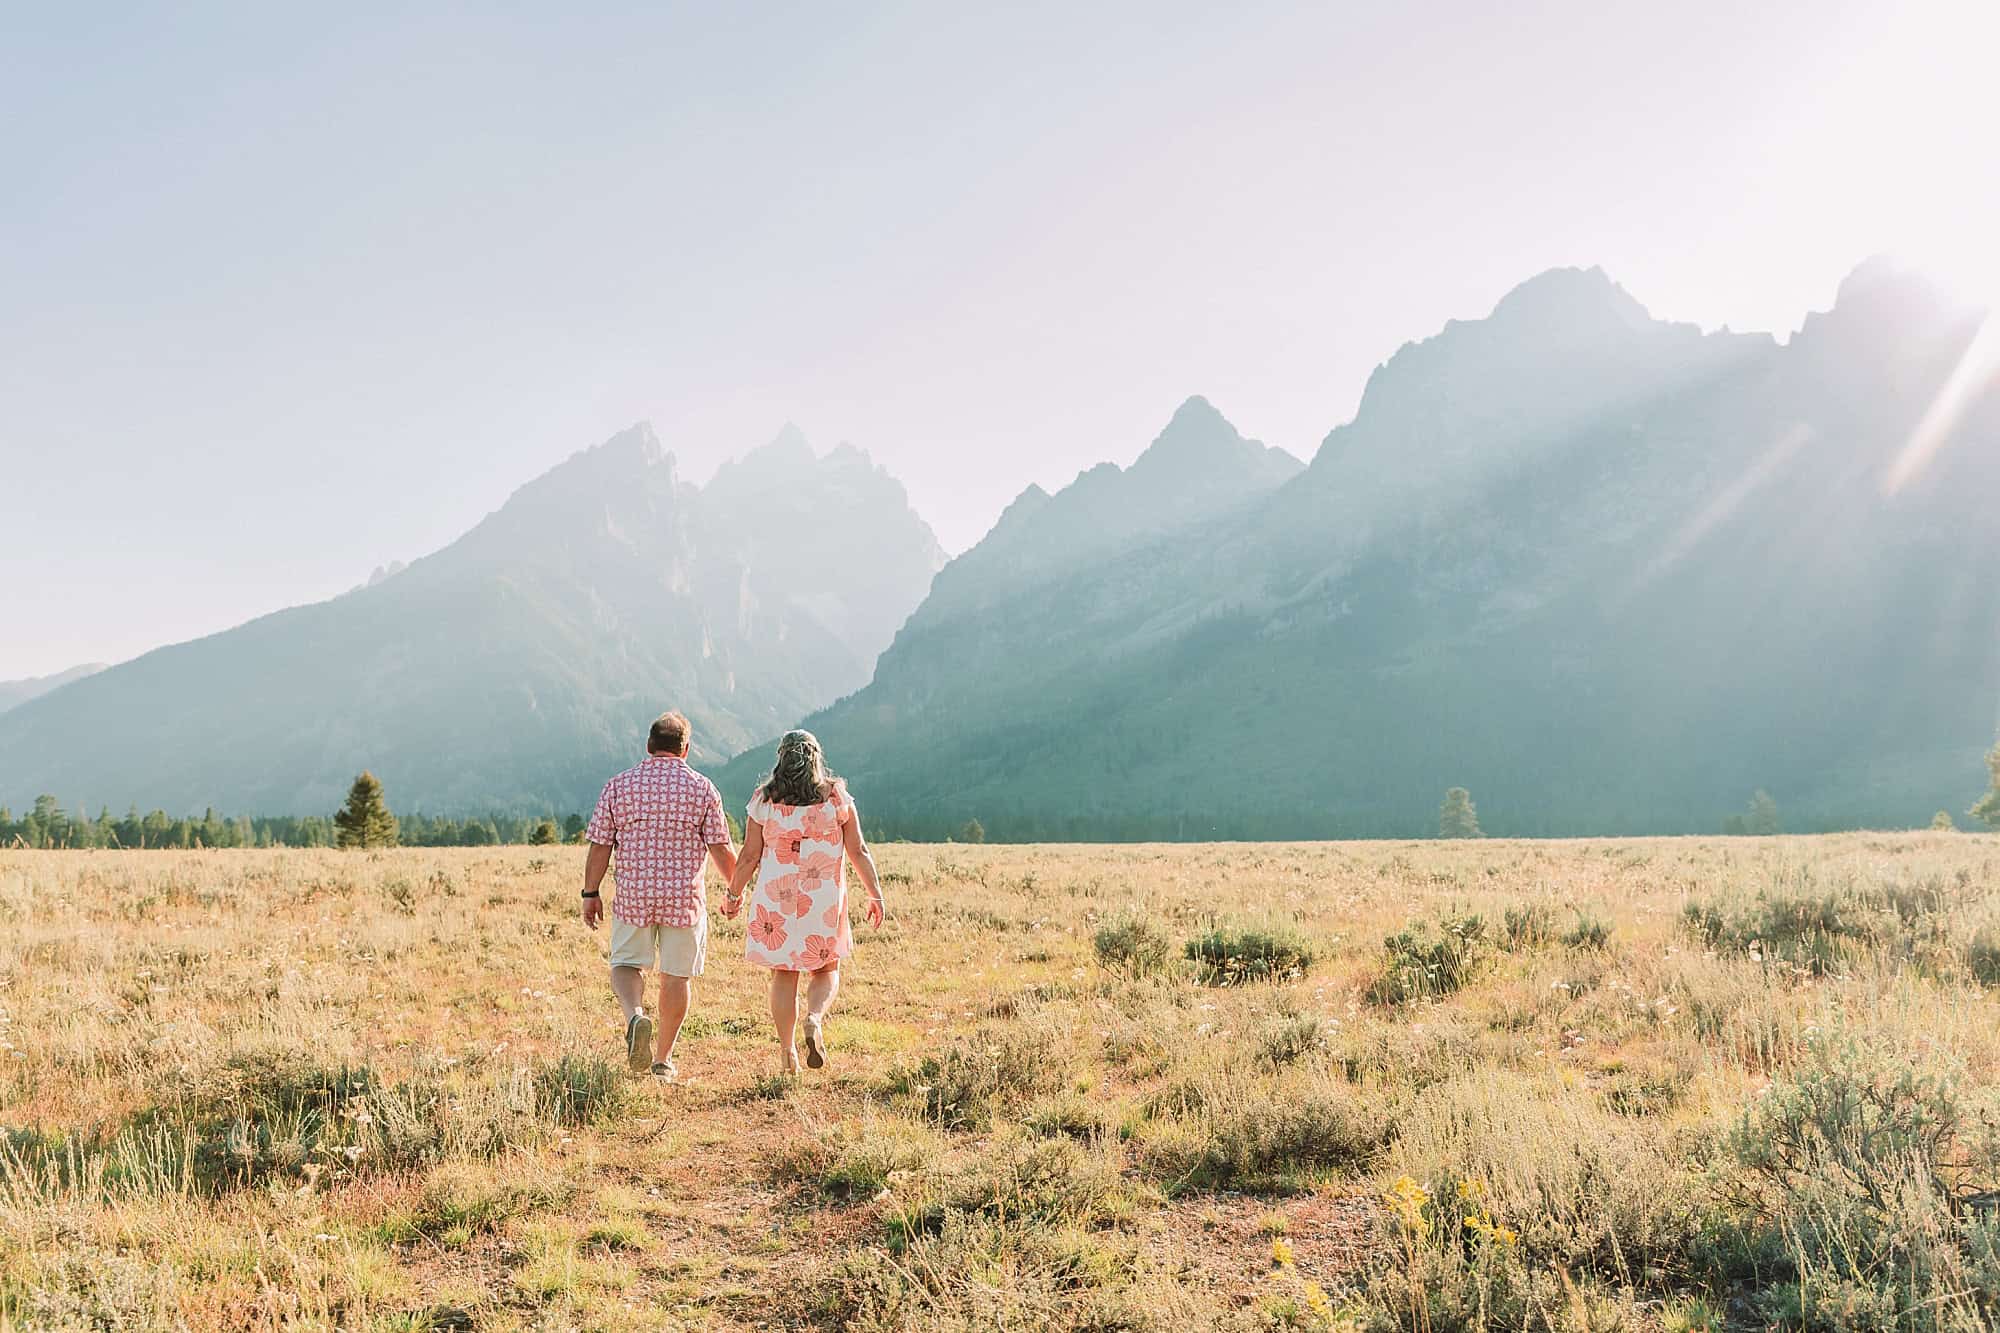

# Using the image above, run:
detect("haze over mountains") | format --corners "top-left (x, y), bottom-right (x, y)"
top-left (7, 259), bottom-right (1997, 835)
top-left (720, 261), bottom-right (2000, 838)
top-left (0, 427), bottom-right (942, 814)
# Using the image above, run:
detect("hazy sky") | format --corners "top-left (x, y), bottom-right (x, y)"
top-left (4, 1), bottom-right (1997, 679)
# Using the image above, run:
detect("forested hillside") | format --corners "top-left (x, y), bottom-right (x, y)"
top-left (0, 426), bottom-right (943, 815)
top-left (723, 263), bottom-right (2000, 839)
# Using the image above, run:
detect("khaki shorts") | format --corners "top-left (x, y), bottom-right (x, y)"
top-left (608, 915), bottom-right (707, 977)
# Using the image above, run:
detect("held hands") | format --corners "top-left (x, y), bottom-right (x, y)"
top-left (718, 890), bottom-right (744, 920)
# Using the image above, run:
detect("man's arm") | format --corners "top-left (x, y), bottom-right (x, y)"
top-left (700, 786), bottom-right (739, 912)
top-left (720, 821), bottom-right (762, 918)
top-left (581, 841), bottom-right (612, 928)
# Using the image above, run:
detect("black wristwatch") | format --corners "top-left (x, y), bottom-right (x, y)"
top-left (580, 889), bottom-right (601, 899)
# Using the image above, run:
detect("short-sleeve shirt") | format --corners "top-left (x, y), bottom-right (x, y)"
top-left (585, 754), bottom-right (730, 927)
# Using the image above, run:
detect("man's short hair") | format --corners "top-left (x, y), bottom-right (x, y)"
top-left (648, 711), bottom-right (691, 755)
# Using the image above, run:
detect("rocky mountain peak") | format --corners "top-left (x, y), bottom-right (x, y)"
top-left (1486, 265), bottom-right (1653, 336)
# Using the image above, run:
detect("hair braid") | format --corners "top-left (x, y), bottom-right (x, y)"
top-left (760, 729), bottom-right (838, 806)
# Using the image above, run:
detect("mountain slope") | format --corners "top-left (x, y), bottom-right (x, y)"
top-left (0, 664), bottom-right (106, 715)
top-left (0, 425), bottom-right (944, 814)
top-left (722, 263), bottom-right (2000, 838)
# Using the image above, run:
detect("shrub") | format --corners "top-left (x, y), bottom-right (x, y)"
top-left (1184, 925), bottom-right (1315, 985)
top-left (896, 1012), bottom-right (1075, 1130)
top-left (1372, 913), bottom-right (1489, 1004)
top-left (1023, 1090), bottom-right (1115, 1141)
top-left (1139, 1065), bottom-right (1385, 1192)
top-left (777, 1116), bottom-right (935, 1201)
top-left (1967, 925), bottom-right (2000, 987)
top-left (1092, 915), bottom-right (1174, 977)
top-left (1501, 903), bottom-right (1556, 951)
top-left (886, 1135), bottom-right (1130, 1249)
top-left (532, 1052), bottom-right (623, 1127)
top-left (1383, 1068), bottom-right (1713, 1282)
top-left (1562, 910), bottom-right (1613, 952)
top-left (1684, 871), bottom-right (1967, 976)
top-left (1731, 1035), bottom-right (2000, 1330)
top-left (1732, 1035), bottom-right (1979, 1214)
top-left (1256, 1014), bottom-right (1323, 1069)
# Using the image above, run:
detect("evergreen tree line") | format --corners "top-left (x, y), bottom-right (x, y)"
top-left (10, 747), bottom-right (1999, 849)
top-left (0, 793), bottom-right (589, 850)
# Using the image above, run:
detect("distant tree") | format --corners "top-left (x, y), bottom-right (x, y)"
top-left (1931, 810), bottom-right (1957, 831)
top-left (529, 818), bottom-right (559, 845)
top-left (1720, 814), bottom-right (1748, 836)
top-left (562, 813), bottom-right (586, 843)
top-left (1973, 742), bottom-right (2000, 830)
top-left (959, 818), bottom-right (986, 844)
top-left (1746, 789), bottom-right (1781, 836)
top-left (333, 771), bottom-right (400, 849)
top-left (1438, 788), bottom-right (1483, 839)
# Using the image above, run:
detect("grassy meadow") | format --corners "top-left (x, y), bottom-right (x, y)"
top-left (4, 835), bottom-right (2000, 1331)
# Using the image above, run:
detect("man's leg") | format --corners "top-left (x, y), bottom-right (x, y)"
top-left (610, 965), bottom-right (646, 1020)
top-left (656, 974), bottom-right (691, 1062)
top-left (608, 920), bottom-right (657, 1071)
top-left (769, 970), bottom-right (802, 1070)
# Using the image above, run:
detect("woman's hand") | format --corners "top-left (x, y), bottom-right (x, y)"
top-left (719, 890), bottom-right (744, 920)
top-left (864, 887), bottom-right (886, 928)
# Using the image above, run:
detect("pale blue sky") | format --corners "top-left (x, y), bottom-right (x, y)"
top-left (4, 0), bottom-right (1996, 678)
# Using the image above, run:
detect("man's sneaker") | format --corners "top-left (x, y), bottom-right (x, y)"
top-left (650, 1058), bottom-right (677, 1081)
top-left (625, 1013), bottom-right (655, 1073)
top-left (802, 1015), bottom-right (827, 1069)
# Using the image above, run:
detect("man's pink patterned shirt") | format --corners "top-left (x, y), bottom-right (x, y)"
top-left (585, 754), bottom-right (730, 928)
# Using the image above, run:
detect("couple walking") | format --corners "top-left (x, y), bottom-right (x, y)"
top-left (578, 711), bottom-right (887, 1078)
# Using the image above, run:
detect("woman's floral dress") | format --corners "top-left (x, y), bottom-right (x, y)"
top-left (742, 781), bottom-right (856, 972)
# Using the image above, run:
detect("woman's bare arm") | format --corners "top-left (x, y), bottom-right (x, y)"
top-left (841, 809), bottom-right (885, 927)
top-left (722, 821), bottom-right (763, 917)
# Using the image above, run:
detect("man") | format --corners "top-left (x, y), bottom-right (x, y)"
top-left (581, 710), bottom-right (737, 1079)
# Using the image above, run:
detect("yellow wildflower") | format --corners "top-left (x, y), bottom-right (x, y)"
top-left (1270, 1237), bottom-right (1295, 1268)
top-left (1383, 1175), bottom-right (1433, 1236)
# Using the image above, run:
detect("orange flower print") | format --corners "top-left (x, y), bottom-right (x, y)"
top-left (749, 905), bottom-right (791, 953)
top-left (764, 871), bottom-right (800, 916)
top-left (790, 934), bottom-right (838, 971)
top-left (771, 825), bottom-right (807, 865)
top-left (821, 897), bottom-right (845, 931)
top-left (800, 802), bottom-right (839, 842)
top-left (795, 849), bottom-right (842, 895)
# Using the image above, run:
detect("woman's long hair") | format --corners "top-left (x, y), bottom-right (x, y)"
top-left (760, 729), bottom-right (838, 807)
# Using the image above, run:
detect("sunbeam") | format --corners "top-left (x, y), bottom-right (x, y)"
top-left (1885, 306), bottom-right (2000, 496)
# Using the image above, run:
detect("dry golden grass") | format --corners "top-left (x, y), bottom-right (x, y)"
top-left (3, 834), bottom-right (1999, 1330)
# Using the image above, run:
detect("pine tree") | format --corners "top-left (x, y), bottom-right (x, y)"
top-left (333, 771), bottom-right (400, 849)
top-left (1973, 742), bottom-right (2000, 830)
top-left (1746, 789), bottom-right (1780, 836)
top-left (959, 818), bottom-right (986, 844)
top-left (1931, 810), bottom-right (1957, 831)
top-left (529, 818), bottom-right (559, 845)
top-left (1438, 787), bottom-right (1483, 838)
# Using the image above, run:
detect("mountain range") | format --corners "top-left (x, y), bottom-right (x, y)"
top-left (0, 664), bottom-right (106, 716)
top-left (0, 427), bottom-right (942, 814)
top-left (7, 259), bottom-right (1997, 835)
top-left (718, 261), bottom-right (2000, 837)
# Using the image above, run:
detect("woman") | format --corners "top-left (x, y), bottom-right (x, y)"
top-left (721, 730), bottom-right (886, 1073)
